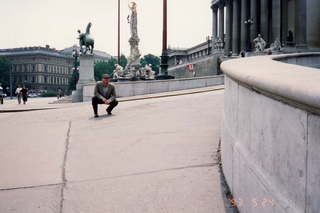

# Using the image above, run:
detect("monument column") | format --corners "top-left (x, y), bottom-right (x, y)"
top-left (250, 0), bottom-right (258, 43)
top-left (218, 1), bottom-right (225, 43)
top-left (225, 0), bottom-right (233, 55)
top-left (232, 0), bottom-right (241, 55)
top-left (240, 0), bottom-right (249, 51)
top-left (212, 5), bottom-right (218, 39)
top-left (295, 0), bottom-right (307, 47)
top-left (272, 0), bottom-right (281, 42)
top-left (281, 0), bottom-right (288, 45)
top-left (260, 0), bottom-right (269, 44)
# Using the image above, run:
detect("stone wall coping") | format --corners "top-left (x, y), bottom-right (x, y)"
top-left (85, 75), bottom-right (223, 86)
top-left (221, 53), bottom-right (320, 110)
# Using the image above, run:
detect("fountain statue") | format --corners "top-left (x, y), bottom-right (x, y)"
top-left (127, 2), bottom-right (141, 67)
top-left (112, 2), bottom-right (156, 81)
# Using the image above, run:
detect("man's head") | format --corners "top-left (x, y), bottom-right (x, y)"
top-left (102, 74), bottom-right (111, 85)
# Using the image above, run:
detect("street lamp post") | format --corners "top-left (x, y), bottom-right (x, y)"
top-left (159, 0), bottom-right (169, 78)
top-left (118, 0), bottom-right (121, 64)
top-left (244, 19), bottom-right (254, 51)
top-left (9, 66), bottom-right (13, 99)
top-left (72, 48), bottom-right (79, 87)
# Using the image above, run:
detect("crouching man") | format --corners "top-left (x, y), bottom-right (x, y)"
top-left (92, 74), bottom-right (118, 118)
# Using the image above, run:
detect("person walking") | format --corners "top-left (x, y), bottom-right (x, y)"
top-left (0, 84), bottom-right (4, 105)
top-left (15, 85), bottom-right (22, 104)
top-left (57, 89), bottom-right (63, 99)
top-left (92, 74), bottom-right (118, 118)
top-left (21, 85), bottom-right (28, 105)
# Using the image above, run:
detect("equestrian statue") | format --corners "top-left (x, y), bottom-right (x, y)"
top-left (77, 22), bottom-right (95, 55)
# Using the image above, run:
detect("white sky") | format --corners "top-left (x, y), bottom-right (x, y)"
top-left (1, 0), bottom-right (212, 56)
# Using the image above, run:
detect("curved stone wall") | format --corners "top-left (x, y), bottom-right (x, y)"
top-left (221, 53), bottom-right (320, 213)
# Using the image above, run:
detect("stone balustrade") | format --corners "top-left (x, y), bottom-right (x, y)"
top-left (82, 75), bottom-right (224, 102)
top-left (221, 53), bottom-right (320, 213)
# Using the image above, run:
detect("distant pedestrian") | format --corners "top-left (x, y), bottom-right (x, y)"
top-left (92, 74), bottom-right (118, 118)
top-left (57, 89), bottom-right (63, 99)
top-left (21, 86), bottom-right (28, 104)
top-left (15, 85), bottom-right (22, 104)
top-left (0, 84), bottom-right (4, 104)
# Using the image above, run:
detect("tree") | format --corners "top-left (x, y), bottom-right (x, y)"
top-left (0, 57), bottom-right (11, 87)
top-left (140, 54), bottom-right (160, 74)
top-left (68, 68), bottom-right (79, 91)
top-left (119, 54), bottom-right (128, 68)
top-left (94, 58), bottom-right (117, 81)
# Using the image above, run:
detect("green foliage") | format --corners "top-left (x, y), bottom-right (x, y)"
top-left (0, 57), bottom-right (11, 87)
top-left (41, 91), bottom-right (58, 97)
top-left (119, 54), bottom-right (128, 68)
top-left (140, 54), bottom-right (160, 74)
top-left (68, 68), bottom-right (79, 91)
top-left (94, 58), bottom-right (117, 81)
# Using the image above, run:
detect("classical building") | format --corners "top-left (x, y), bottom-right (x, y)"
top-left (211, 0), bottom-right (320, 55)
top-left (167, 41), bottom-right (219, 78)
top-left (169, 0), bottom-right (320, 79)
top-left (0, 46), bottom-right (74, 92)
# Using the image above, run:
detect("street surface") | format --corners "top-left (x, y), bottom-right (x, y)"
top-left (0, 90), bottom-right (227, 213)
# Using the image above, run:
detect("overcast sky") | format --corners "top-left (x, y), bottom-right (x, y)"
top-left (1, 0), bottom-right (212, 56)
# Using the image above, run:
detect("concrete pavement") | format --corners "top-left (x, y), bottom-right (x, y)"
top-left (0, 89), bottom-right (233, 213)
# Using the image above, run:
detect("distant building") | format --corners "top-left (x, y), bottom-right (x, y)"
top-left (0, 46), bottom-right (74, 93)
top-left (167, 41), bottom-right (218, 79)
top-left (60, 45), bottom-right (113, 63)
top-left (0, 45), bottom-right (113, 93)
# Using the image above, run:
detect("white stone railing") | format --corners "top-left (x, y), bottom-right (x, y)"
top-left (82, 75), bottom-right (224, 102)
top-left (221, 53), bottom-right (320, 213)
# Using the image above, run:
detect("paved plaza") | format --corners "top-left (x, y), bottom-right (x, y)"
top-left (0, 89), bottom-right (232, 213)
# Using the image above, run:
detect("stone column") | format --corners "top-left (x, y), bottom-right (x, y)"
top-left (306, 0), bottom-right (320, 48)
top-left (295, 0), bottom-right (307, 47)
top-left (218, 2), bottom-right (225, 42)
top-left (225, 0), bottom-right (233, 55)
top-left (281, 0), bottom-right (288, 45)
top-left (232, 0), bottom-right (241, 55)
top-left (250, 0), bottom-right (258, 44)
top-left (272, 0), bottom-right (281, 42)
top-left (260, 0), bottom-right (269, 44)
top-left (240, 0), bottom-right (249, 51)
top-left (212, 5), bottom-right (218, 39)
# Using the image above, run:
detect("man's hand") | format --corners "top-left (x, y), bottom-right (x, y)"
top-left (103, 98), bottom-right (109, 104)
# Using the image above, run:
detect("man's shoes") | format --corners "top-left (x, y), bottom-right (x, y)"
top-left (106, 109), bottom-right (112, 115)
top-left (94, 114), bottom-right (99, 118)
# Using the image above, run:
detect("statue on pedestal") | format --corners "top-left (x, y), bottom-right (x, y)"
top-left (113, 64), bottom-right (124, 80)
top-left (269, 38), bottom-right (282, 52)
top-left (141, 64), bottom-right (155, 80)
top-left (253, 34), bottom-right (266, 52)
top-left (78, 22), bottom-right (95, 55)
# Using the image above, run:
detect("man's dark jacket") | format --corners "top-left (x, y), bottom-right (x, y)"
top-left (94, 81), bottom-right (116, 102)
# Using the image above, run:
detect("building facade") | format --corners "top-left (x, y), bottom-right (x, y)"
top-left (167, 41), bottom-right (220, 78)
top-left (0, 46), bottom-right (74, 93)
top-left (211, 0), bottom-right (320, 55)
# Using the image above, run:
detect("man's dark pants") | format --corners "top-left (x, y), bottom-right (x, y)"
top-left (92, 96), bottom-right (118, 115)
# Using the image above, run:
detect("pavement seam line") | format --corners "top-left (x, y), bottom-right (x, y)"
top-left (60, 120), bottom-right (72, 213)
top-left (0, 183), bottom-right (62, 191)
top-left (68, 163), bottom-right (219, 185)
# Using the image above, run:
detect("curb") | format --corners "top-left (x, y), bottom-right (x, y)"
top-left (0, 86), bottom-right (225, 113)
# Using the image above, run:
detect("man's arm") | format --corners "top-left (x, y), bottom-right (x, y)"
top-left (94, 84), bottom-right (106, 101)
top-left (108, 85), bottom-right (116, 102)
